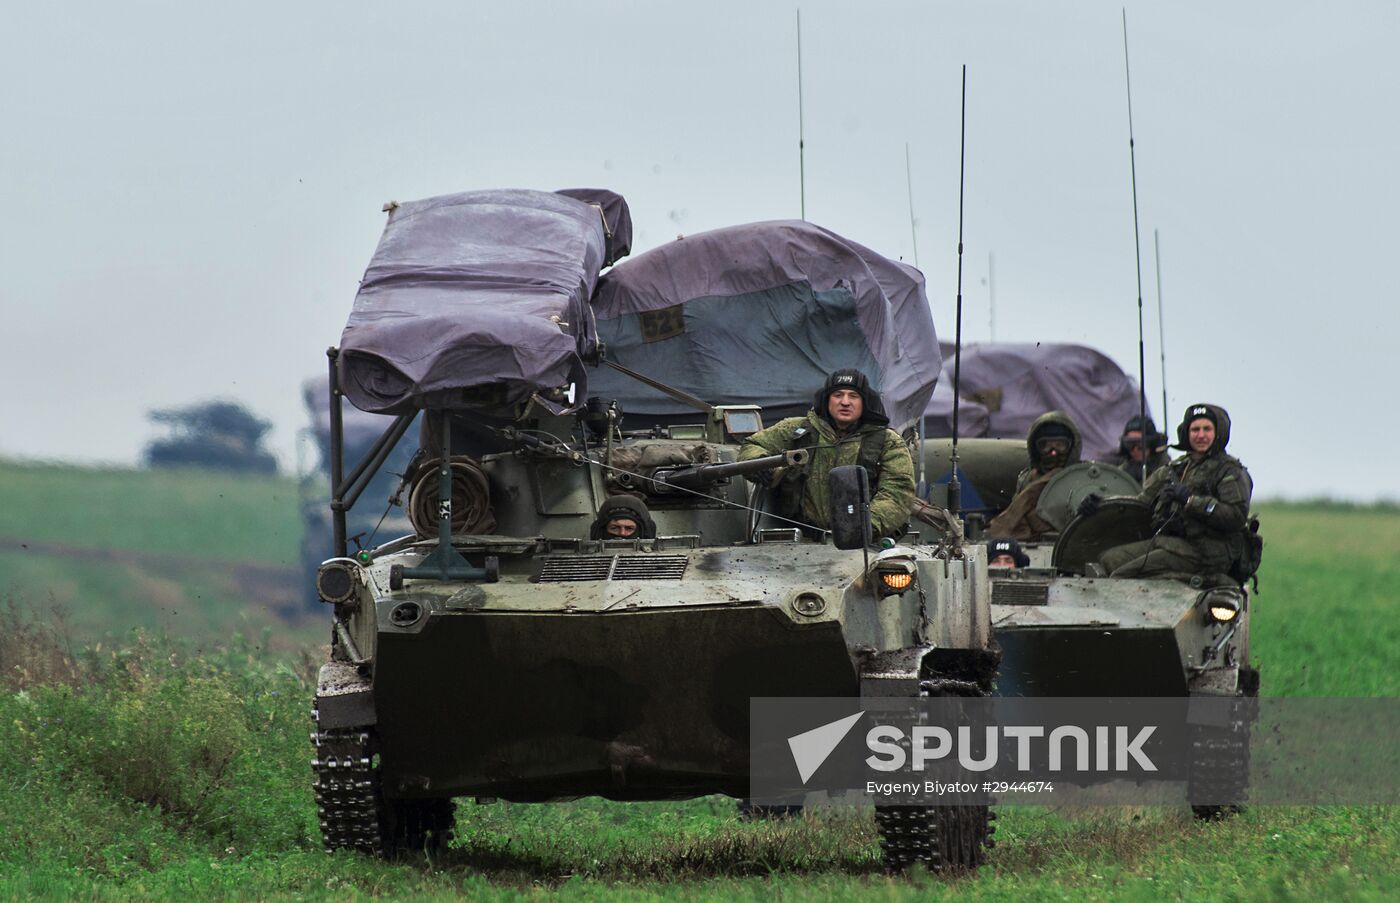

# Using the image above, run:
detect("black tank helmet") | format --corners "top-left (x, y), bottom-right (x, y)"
top-left (1173, 403), bottom-right (1232, 455)
top-left (1025, 410), bottom-right (1082, 472)
top-left (1118, 415), bottom-right (1167, 456)
top-left (589, 494), bottom-right (657, 539)
top-left (987, 537), bottom-right (1030, 568)
top-left (813, 368), bottom-right (890, 428)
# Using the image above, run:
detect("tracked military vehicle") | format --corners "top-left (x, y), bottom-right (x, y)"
top-left (310, 190), bottom-right (999, 871)
top-left (920, 431), bottom-right (1260, 818)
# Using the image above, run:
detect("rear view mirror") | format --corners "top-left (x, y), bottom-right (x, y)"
top-left (829, 465), bottom-right (872, 550)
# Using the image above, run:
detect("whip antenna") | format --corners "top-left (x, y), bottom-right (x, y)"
top-left (905, 143), bottom-right (919, 267)
top-left (908, 141), bottom-right (929, 495)
top-left (1154, 227), bottom-right (1168, 432)
top-left (1122, 9), bottom-right (1148, 454)
top-left (948, 64), bottom-right (968, 515)
top-left (988, 252), bottom-right (996, 342)
top-left (797, 9), bottom-right (806, 220)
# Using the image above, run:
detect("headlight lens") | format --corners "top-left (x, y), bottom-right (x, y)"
top-left (881, 572), bottom-right (914, 591)
top-left (1200, 588), bottom-right (1242, 624)
top-left (316, 559), bottom-right (359, 604)
top-left (1208, 602), bottom-right (1239, 623)
top-left (874, 562), bottom-right (917, 596)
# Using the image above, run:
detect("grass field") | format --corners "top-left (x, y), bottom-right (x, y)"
top-left (0, 459), bottom-right (320, 645)
top-left (0, 460), bottom-right (1396, 901)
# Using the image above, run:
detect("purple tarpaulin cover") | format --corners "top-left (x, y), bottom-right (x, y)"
top-left (923, 343), bottom-right (1151, 460)
top-left (337, 188), bottom-right (628, 416)
top-left (589, 220), bottom-right (941, 432)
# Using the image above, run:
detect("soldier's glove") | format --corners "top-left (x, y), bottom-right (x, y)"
top-left (1163, 483), bottom-right (1193, 506)
top-left (1076, 493), bottom-right (1104, 518)
top-left (748, 470), bottom-right (774, 488)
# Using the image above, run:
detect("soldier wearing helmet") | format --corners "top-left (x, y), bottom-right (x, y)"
top-left (1106, 415), bottom-right (1170, 483)
top-left (987, 537), bottom-right (1030, 569)
top-left (590, 494), bottom-right (657, 540)
top-left (986, 411), bottom-right (1083, 542)
top-left (1098, 403), bottom-right (1253, 580)
top-left (737, 368), bottom-right (916, 541)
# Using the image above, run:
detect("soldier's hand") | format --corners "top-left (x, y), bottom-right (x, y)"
top-left (1076, 493), bottom-right (1103, 518)
top-left (1163, 482), bottom-right (1192, 506)
top-left (748, 470), bottom-right (774, 488)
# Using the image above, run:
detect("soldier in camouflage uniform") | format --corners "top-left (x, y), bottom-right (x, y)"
top-left (986, 411), bottom-right (1082, 542)
top-left (738, 368), bottom-right (915, 541)
top-left (1104, 415), bottom-right (1170, 483)
top-left (1099, 403), bottom-right (1252, 579)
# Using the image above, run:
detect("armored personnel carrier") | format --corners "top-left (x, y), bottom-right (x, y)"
top-left (920, 431), bottom-right (1260, 818)
top-left (310, 190), bottom-right (998, 871)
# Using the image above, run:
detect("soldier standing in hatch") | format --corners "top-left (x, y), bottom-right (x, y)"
top-left (738, 368), bottom-right (915, 541)
top-left (1097, 403), bottom-right (1252, 580)
top-left (1105, 415), bottom-right (1171, 483)
top-left (985, 411), bottom-right (1082, 541)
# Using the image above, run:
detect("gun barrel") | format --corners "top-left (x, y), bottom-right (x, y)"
top-left (656, 449), bottom-right (809, 491)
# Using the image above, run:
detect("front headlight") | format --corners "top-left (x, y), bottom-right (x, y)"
top-left (1208, 602), bottom-right (1239, 622)
top-left (316, 558), bottom-right (360, 605)
top-left (874, 561), bottom-right (917, 597)
top-left (1200, 588), bottom-right (1242, 623)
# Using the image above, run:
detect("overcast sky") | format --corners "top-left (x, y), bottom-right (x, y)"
top-left (4, 1), bottom-right (1396, 500)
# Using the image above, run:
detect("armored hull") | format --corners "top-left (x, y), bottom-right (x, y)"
top-left (316, 534), bottom-right (992, 805)
top-left (990, 574), bottom-right (1249, 698)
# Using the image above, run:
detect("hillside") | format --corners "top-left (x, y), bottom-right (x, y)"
top-left (0, 459), bottom-right (321, 646)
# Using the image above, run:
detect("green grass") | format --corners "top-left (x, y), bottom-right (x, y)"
top-left (0, 459), bottom-right (302, 565)
top-left (1249, 502), bottom-right (1400, 696)
top-left (0, 464), bottom-right (1395, 901)
top-left (0, 459), bottom-right (318, 646)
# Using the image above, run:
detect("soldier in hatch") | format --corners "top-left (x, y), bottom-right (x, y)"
top-left (738, 368), bottom-right (916, 541)
top-left (1105, 415), bottom-right (1170, 483)
top-left (1094, 403), bottom-right (1253, 580)
top-left (590, 495), bottom-right (657, 540)
top-left (987, 537), bottom-right (1030, 569)
top-left (985, 411), bottom-right (1082, 542)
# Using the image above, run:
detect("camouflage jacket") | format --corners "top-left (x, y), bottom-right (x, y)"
top-left (1139, 451), bottom-right (1253, 569)
top-left (986, 469), bottom-right (1057, 542)
top-left (739, 411), bottom-right (916, 539)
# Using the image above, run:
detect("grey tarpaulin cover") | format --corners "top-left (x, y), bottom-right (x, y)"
top-left (337, 188), bottom-right (630, 416)
top-left (923, 343), bottom-right (1151, 461)
top-left (587, 220), bottom-right (941, 432)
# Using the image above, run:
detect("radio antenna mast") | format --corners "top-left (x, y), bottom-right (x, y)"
top-left (948, 64), bottom-right (968, 516)
top-left (907, 141), bottom-right (929, 492)
top-left (1122, 9), bottom-right (1148, 452)
top-left (797, 9), bottom-right (806, 220)
top-left (905, 142), bottom-right (919, 267)
top-left (1154, 228), bottom-right (1168, 427)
